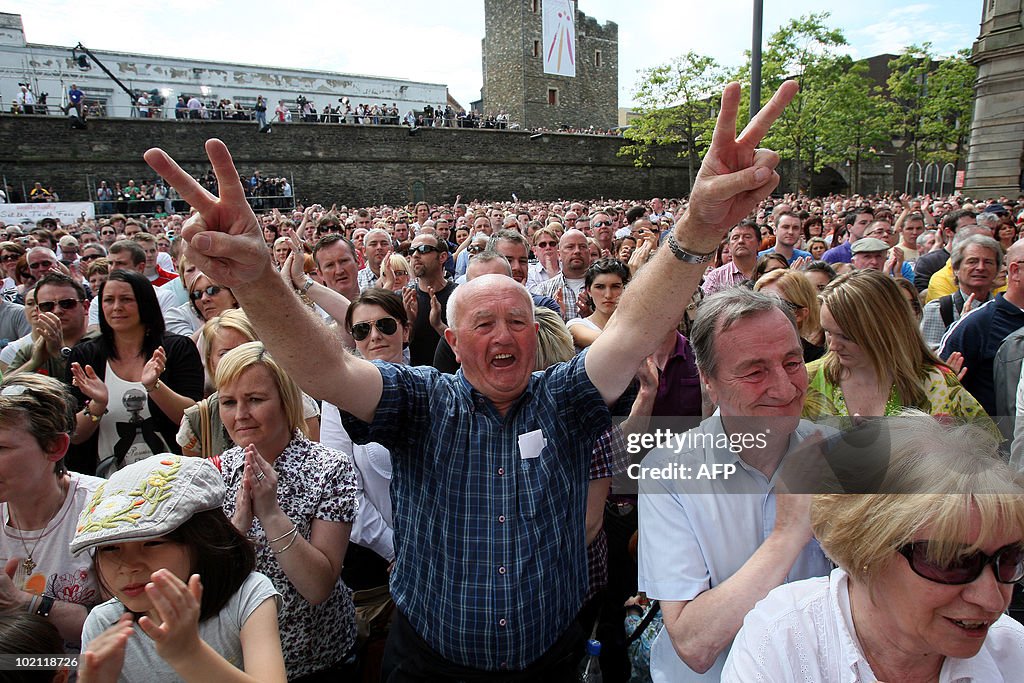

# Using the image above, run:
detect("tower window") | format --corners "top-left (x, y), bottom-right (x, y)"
top-left (532, 0), bottom-right (539, 13)
top-left (595, 50), bottom-right (602, 68)
top-left (548, 88), bottom-right (559, 106)
top-left (534, 40), bottom-right (540, 58)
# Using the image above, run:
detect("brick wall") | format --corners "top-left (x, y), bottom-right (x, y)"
top-left (0, 116), bottom-right (689, 206)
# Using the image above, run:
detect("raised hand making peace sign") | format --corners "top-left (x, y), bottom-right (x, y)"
top-left (679, 80), bottom-right (798, 253)
top-left (144, 140), bottom-right (269, 288)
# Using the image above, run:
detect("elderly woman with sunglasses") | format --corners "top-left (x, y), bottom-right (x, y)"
top-left (164, 270), bottom-right (239, 339)
top-left (723, 412), bottom-right (1024, 682)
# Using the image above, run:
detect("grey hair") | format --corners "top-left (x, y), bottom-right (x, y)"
top-left (362, 228), bottom-right (390, 245)
top-left (488, 229), bottom-right (529, 252)
top-left (467, 250), bottom-right (512, 278)
top-left (950, 224), bottom-right (995, 251)
top-left (27, 246), bottom-right (58, 261)
top-left (976, 212), bottom-right (1001, 230)
top-left (916, 229), bottom-right (936, 250)
top-left (690, 288), bottom-right (798, 378)
top-left (950, 235), bottom-right (1002, 271)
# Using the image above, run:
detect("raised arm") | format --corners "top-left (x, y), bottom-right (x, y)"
top-left (144, 140), bottom-right (381, 422)
top-left (586, 81), bottom-right (798, 404)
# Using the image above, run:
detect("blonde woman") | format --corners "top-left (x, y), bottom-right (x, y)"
top-left (217, 342), bottom-right (358, 679)
top-left (754, 269), bottom-right (825, 362)
top-left (177, 309), bottom-right (320, 458)
top-left (724, 413), bottom-right (1024, 682)
top-left (803, 270), bottom-right (987, 419)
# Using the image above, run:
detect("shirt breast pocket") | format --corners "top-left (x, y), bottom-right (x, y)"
top-left (517, 450), bottom-right (575, 522)
top-left (517, 457), bottom-right (546, 520)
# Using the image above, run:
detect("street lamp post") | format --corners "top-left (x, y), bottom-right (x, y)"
top-left (751, 0), bottom-right (763, 120)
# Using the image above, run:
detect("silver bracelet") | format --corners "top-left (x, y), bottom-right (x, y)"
top-left (266, 524), bottom-right (297, 544)
top-left (666, 233), bottom-right (716, 264)
top-left (272, 527), bottom-right (300, 555)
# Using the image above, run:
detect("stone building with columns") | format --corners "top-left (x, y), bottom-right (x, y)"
top-left (963, 0), bottom-right (1024, 196)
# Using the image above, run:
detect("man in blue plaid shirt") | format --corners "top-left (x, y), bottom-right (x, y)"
top-left (146, 79), bottom-right (798, 681)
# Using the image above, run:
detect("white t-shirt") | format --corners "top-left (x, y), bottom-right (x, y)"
top-left (1, 473), bottom-right (106, 647)
top-left (83, 571), bottom-right (280, 682)
top-left (98, 362), bottom-right (172, 469)
top-left (320, 401), bottom-right (395, 561)
top-left (0, 331), bottom-right (33, 367)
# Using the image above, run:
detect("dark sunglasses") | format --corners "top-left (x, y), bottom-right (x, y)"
top-left (535, 241), bottom-right (557, 248)
top-left (190, 285), bottom-right (224, 301)
top-left (1, 254), bottom-right (20, 262)
top-left (592, 220), bottom-right (613, 228)
top-left (779, 299), bottom-right (805, 312)
top-left (319, 225), bottom-right (341, 233)
top-left (898, 541), bottom-right (1024, 585)
top-left (350, 317), bottom-right (399, 341)
top-left (100, 230), bottom-right (115, 236)
top-left (409, 245), bottom-right (441, 255)
top-left (80, 253), bottom-right (102, 262)
top-left (28, 260), bottom-right (54, 270)
top-left (37, 298), bottom-right (82, 313)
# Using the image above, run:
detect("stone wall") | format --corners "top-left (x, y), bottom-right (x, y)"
top-left (483, 0), bottom-right (618, 130)
top-left (0, 115), bottom-right (689, 206)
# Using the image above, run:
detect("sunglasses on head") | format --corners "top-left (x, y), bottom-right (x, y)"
top-left (409, 244), bottom-right (441, 255)
top-left (37, 298), bottom-right (82, 313)
top-left (350, 317), bottom-right (398, 341)
top-left (898, 541), bottom-right (1024, 585)
top-left (190, 285), bottom-right (224, 301)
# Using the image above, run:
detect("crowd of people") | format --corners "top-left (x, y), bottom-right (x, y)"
top-left (8, 82), bottom-right (623, 137)
top-left (1, 80), bottom-right (1024, 683)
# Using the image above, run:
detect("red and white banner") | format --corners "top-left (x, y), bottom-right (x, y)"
top-left (543, 0), bottom-right (576, 78)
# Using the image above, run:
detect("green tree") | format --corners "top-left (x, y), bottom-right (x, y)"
top-left (619, 52), bottom-right (726, 188)
top-left (920, 48), bottom-right (976, 166)
top-left (886, 44), bottom-right (933, 165)
top-left (755, 13), bottom-right (851, 194)
top-left (816, 62), bottom-right (892, 194)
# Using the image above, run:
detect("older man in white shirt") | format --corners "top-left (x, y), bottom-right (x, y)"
top-left (638, 288), bottom-right (832, 682)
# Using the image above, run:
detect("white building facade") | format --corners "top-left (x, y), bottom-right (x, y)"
top-left (0, 12), bottom-right (448, 119)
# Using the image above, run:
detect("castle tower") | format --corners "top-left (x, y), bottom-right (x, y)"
top-left (963, 0), bottom-right (1024, 196)
top-left (482, 0), bottom-right (618, 130)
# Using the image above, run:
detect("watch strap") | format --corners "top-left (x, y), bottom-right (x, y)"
top-left (666, 233), bottom-right (716, 264)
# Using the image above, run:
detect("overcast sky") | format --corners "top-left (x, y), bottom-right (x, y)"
top-left (8, 1), bottom-right (982, 107)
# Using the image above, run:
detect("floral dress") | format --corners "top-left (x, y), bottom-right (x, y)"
top-left (802, 358), bottom-right (991, 421)
top-left (220, 431), bottom-right (358, 679)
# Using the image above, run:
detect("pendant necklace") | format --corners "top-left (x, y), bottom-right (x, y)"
top-left (4, 479), bottom-right (71, 576)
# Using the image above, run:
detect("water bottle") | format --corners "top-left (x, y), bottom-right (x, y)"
top-left (577, 638), bottom-right (603, 682)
